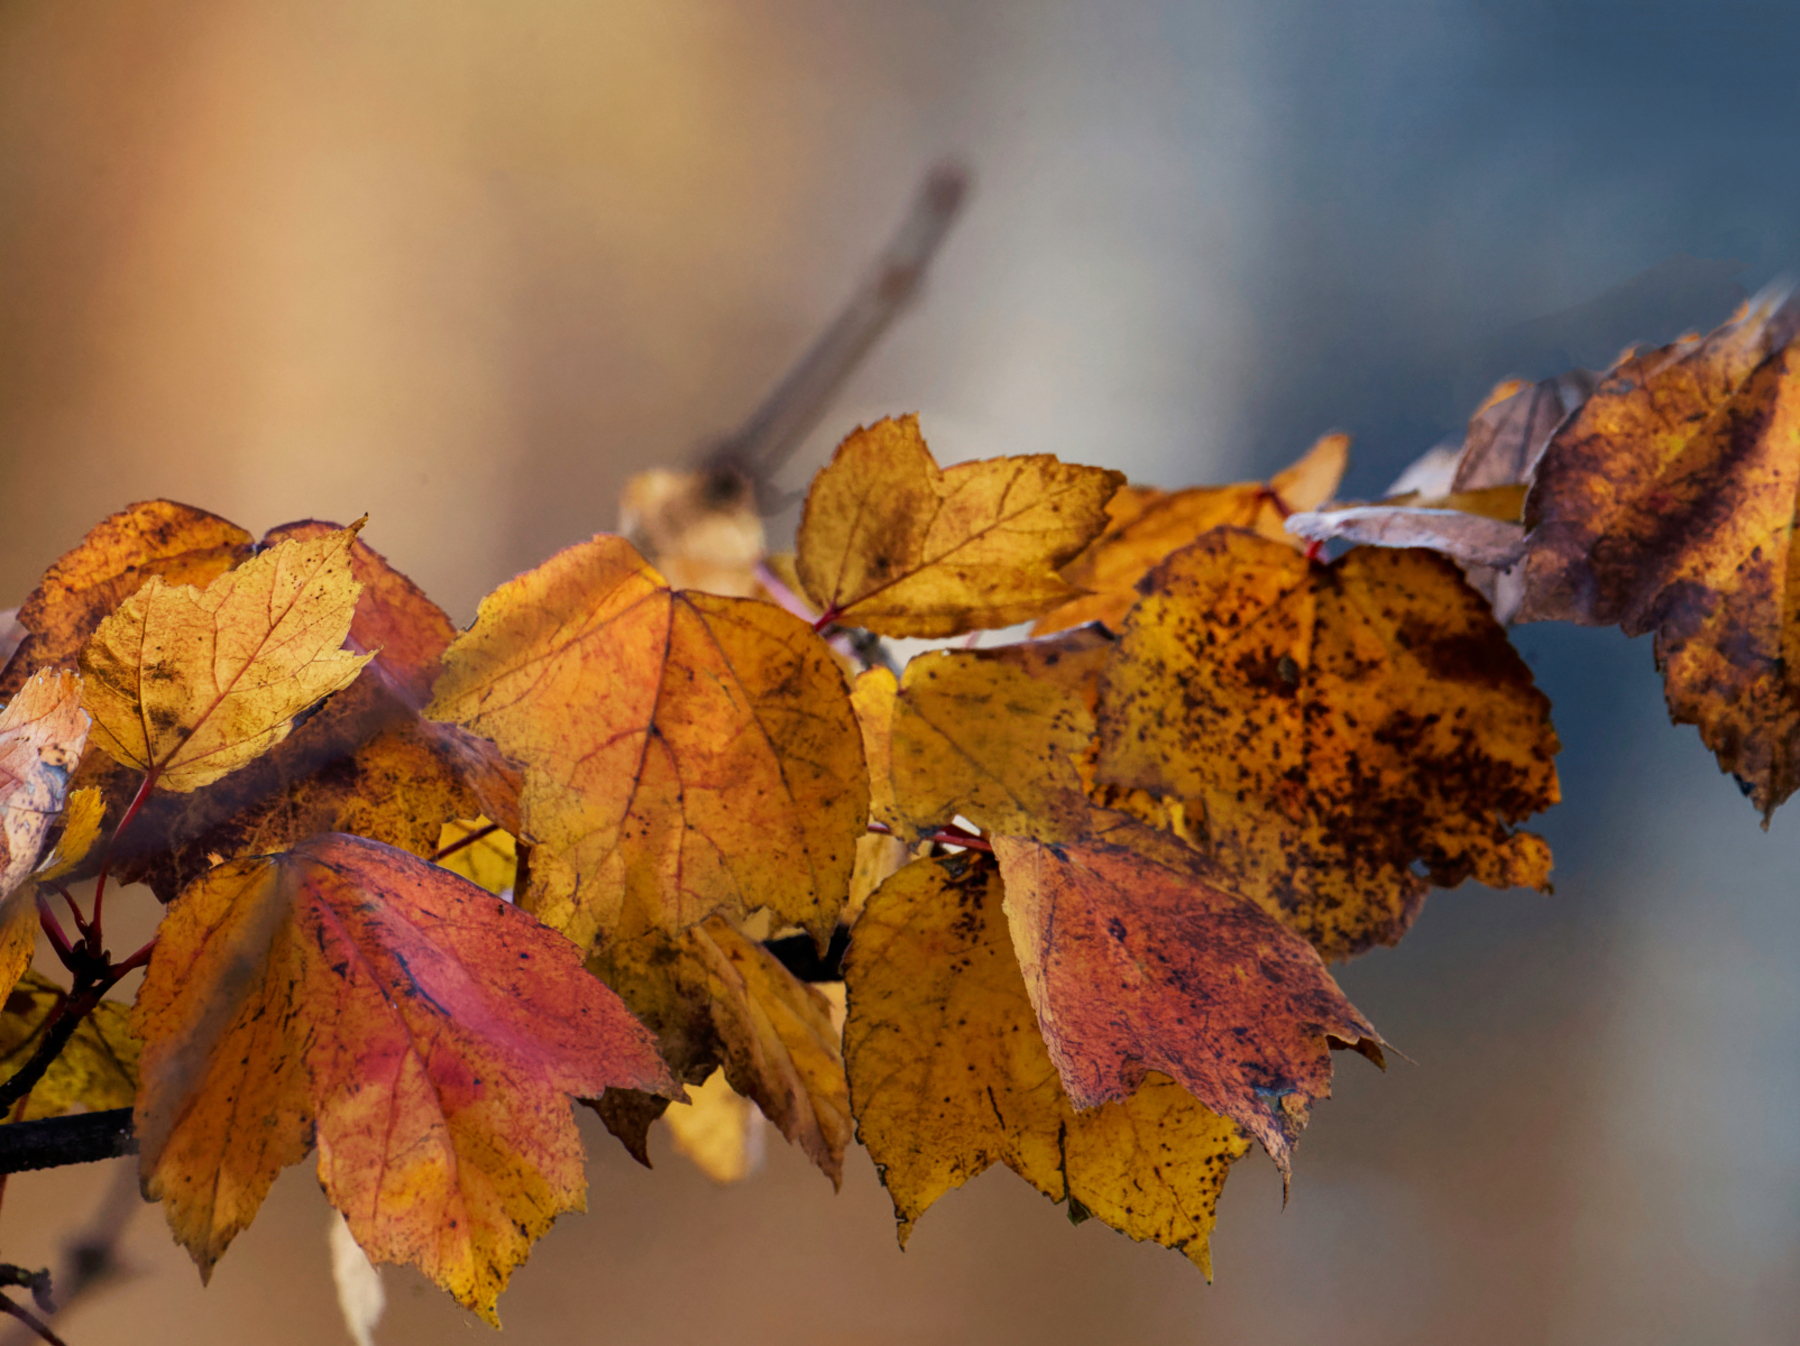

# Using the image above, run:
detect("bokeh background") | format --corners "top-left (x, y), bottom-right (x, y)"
top-left (2, 2), bottom-right (1799, 1342)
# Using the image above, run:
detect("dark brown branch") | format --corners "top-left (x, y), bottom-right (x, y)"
top-left (0, 1111), bottom-right (136, 1176)
top-left (704, 159), bottom-right (970, 506)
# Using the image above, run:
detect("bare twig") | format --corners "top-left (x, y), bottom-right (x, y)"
top-left (703, 159), bottom-right (970, 508)
top-left (0, 1296), bottom-right (68, 1346)
top-left (0, 1160), bottom-right (143, 1346)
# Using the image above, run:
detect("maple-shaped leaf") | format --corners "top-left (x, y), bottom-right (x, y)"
top-left (887, 626), bottom-right (1115, 841)
top-left (845, 851), bottom-right (1250, 1271)
top-left (0, 970), bottom-right (139, 1121)
top-left (795, 415), bottom-right (1124, 637)
top-left (1516, 287), bottom-right (1800, 818)
top-left (427, 534), bottom-right (865, 952)
top-left (80, 523), bottom-right (373, 793)
top-left (133, 833), bottom-right (675, 1325)
top-left (1035, 433), bottom-right (1349, 635)
top-left (0, 670), bottom-right (91, 999)
top-left (1096, 529), bottom-right (1561, 960)
top-left (588, 913), bottom-right (849, 1185)
top-left (0, 501), bottom-right (254, 699)
top-left (991, 834), bottom-right (1381, 1176)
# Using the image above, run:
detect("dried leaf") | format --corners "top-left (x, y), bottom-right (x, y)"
top-left (991, 835), bottom-right (1381, 1176)
top-left (844, 852), bottom-right (1250, 1271)
top-left (428, 534), bottom-right (864, 952)
top-left (1286, 490), bottom-right (1528, 569)
top-left (1096, 530), bottom-right (1560, 959)
top-left (0, 970), bottom-right (139, 1121)
top-left (133, 833), bottom-right (675, 1324)
top-left (0, 501), bottom-right (254, 699)
top-left (588, 913), bottom-right (849, 1185)
top-left (34, 785), bottom-right (104, 883)
top-left (1035, 435), bottom-right (1348, 635)
top-left (0, 670), bottom-right (91, 897)
top-left (1452, 371), bottom-right (1595, 491)
top-left (1517, 287), bottom-right (1800, 817)
top-left (888, 626), bottom-right (1115, 841)
top-left (795, 415), bottom-right (1123, 636)
top-left (80, 523), bottom-right (373, 793)
top-left (851, 667), bottom-right (903, 833)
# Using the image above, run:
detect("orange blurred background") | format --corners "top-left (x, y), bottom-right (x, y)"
top-left (2, 2), bottom-right (1798, 1343)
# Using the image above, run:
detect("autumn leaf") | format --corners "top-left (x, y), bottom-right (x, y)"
top-left (1096, 529), bottom-right (1560, 960)
top-left (1452, 371), bottom-right (1595, 492)
top-left (80, 522), bottom-right (373, 793)
top-left (991, 834), bottom-right (1381, 1176)
top-left (0, 970), bottom-right (139, 1121)
top-left (850, 667), bottom-right (904, 834)
top-left (886, 626), bottom-right (1115, 841)
top-left (795, 414), bottom-right (1124, 637)
top-left (428, 533), bottom-right (864, 952)
top-left (1284, 486), bottom-right (1529, 571)
top-left (1035, 433), bottom-right (1349, 635)
top-left (133, 833), bottom-right (675, 1324)
top-left (844, 851), bottom-right (1250, 1272)
top-left (0, 669), bottom-right (91, 1000)
top-left (33, 785), bottom-right (104, 883)
top-left (0, 501), bottom-right (254, 699)
top-left (1516, 286), bottom-right (1800, 818)
top-left (435, 818), bottom-right (518, 896)
top-left (587, 912), bottom-right (849, 1185)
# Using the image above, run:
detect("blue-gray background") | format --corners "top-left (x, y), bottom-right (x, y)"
top-left (0, 2), bottom-right (1795, 1342)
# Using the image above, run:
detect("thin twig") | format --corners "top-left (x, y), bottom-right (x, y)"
top-left (430, 822), bottom-right (500, 865)
top-left (704, 159), bottom-right (970, 507)
top-left (0, 1297), bottom-right (67, 1346)
top-left (0, 1159), bottom-right (142, 1346)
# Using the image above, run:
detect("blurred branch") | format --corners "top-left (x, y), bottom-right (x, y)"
top-left (0, 1112), bottom-right (135, 1177)
top-left (704, 159), bottom-right (970, 509)
top-left (0, 1159), bottom-right (142, 1346)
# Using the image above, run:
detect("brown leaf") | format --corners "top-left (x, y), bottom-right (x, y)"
top-left (844, 851), bottom-right (1249, 1272)
top-left (0, 501), bottom-right (254, 699)
top-left (1096, 529), bottom-right (1560, 959)
top-left (1517, 286), bottom-right (1800, 817)
top-left (1034, 434), bottom-right (1349, 635)
top-left (428, 533), bottom-right (865, 952)
top-left (795, 415), bottom-right (1124, 636)
top-left (80, 523), bottom-right (372, 793)
top-left (133, 833), bottom-right (675, 1324)
top-left (587, 913), bottom-right (850, 1185)
top-left (1452, 371), bottom-right (1596, 492)
top-left (991, 834), bottom-right (1381, 1176)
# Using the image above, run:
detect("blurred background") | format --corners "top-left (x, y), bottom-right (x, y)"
top-left (2, 1), bottom-right (1799, 1342)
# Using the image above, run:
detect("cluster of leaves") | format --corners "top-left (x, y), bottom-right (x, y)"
top-left (0, 285), bottom-right (1794, 1328)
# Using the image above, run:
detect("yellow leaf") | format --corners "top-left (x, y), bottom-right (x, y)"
top-left (34, 785), bottom-right (105, 883)
top-left (0, 970), bottom-right (139, 1121)
top-left (795, 415), bottom-right (1123, 637)
top-left (844, 852), bottom-right (1249, 1273)
top-left (589, 913), bottom-right (850, 1186)
top-left (428, 533), bottom-right (865, 952)
top-left (850, 667), bottom-right (903, 833)
top-left (1096, 529), bottom-right (1561, 959)
top-left (79, 523), bottom-right (373, 793)
top-left (888, 626), bottom-right (1114, 840)
top-left (434, 817), bottom-right (517, 896)
top-left (1035, 434), bottom-right (1349, 635)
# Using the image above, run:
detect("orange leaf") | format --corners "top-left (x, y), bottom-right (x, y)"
top-left (795, 415), bottom-right (1123, 636)
top-left (991, 834), bottom-right (1381, 1177)
top-left (428, 534), bottom-right (865, 952)
top-left (1096, 529), bottom-right (1560, 959)
top-left (1517, 287), bottom-right (1800, 818)
top-left (133, 833), bottom-right (674, 1324)
top-left (0, 501), bottom-right (254, 699)
top-left (1034, 434), bottom-right (1348, 635)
